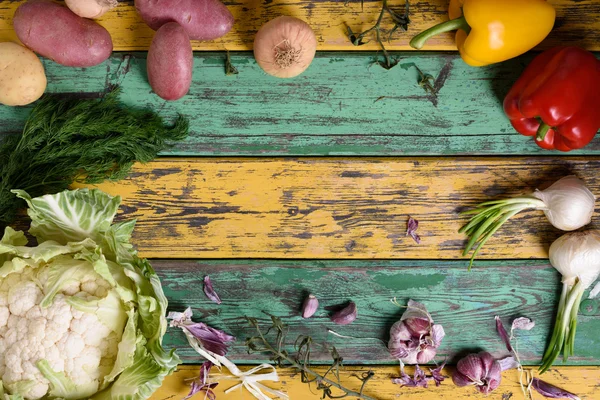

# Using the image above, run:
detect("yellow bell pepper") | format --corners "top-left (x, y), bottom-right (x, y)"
top-left (410, 0), bottom-right (556, 67)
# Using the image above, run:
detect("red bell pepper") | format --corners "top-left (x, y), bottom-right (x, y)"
top-left (503, 47), bottom-right (600, 151)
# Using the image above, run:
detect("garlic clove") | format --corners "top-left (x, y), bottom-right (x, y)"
top-left (416, 346), bottom-right (437, 364)
top-left (404, 317), bottom-right (431, 336)
top-left (452, 370), bottom-right (475, 387)
top-left (330, 301), bottom-right (357, 325)
top-left (457, 353), bottom-right (485, 382)
top-left (389, 321), bottom-right (413, 341)
top-left (301, 294), bottom-right (319, 318)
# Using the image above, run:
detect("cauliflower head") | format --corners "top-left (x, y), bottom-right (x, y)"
top-left (0, 189), bottom-right (179, 400)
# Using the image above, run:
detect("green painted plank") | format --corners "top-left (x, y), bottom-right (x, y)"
top-left (155, 259), bottom-right (600, 365)
top-left (2, 51), bottom-right (600, 156)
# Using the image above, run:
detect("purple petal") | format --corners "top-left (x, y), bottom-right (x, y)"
top-left (532, 378), bottom-right (580, 400)
top-left (203, 276), bottom-right (222, 305)
top-left (199, 361), bottom-right (213, 385)
top-left (495, 315), bottom-right (513, 353)
top-left (392, 365), bottom-right (429, 388)
top-left (184, 322), bottom-right (236, 356)
top-left (184, 362), bottom-right (218, 400)
top-left (406, 217), bottom-right (421, 244)
top-left (498, 356), bottom-right (519, 371)
top-left (429, 362), bottom-right (446, 386)
top-left (511, 317), bottom-right (535, 335)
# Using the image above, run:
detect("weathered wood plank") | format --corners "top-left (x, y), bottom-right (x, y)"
top-left (152, 365), bottom-right (600, 400)
top-left (153, 260), bottom-right (600, 365)
top-left (1, 0), bottom-right (599, 51)
top-left (77, 157), bottom-right (600, 260)
top-left (2, 51), bottom-right (600, 156)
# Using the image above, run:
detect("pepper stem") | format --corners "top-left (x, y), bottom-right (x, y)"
top-left (410, 16), bottom-right (470, 49)
top-left (536, 122), bottom-right (551, 141)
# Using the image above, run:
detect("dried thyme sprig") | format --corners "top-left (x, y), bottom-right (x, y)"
top-left (347, 0), bottom-right (410, 69)
top-left (246, 316), bottom-right (376, 400)
top-left (225, 51), bottom-right (239, 75)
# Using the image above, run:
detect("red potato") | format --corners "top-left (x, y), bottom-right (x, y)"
top-left (13, 0), bottom-right (113, 67)
top-left (135, 0), bottom-right (234, 41)
top-left (147, 22), bottom-right (193, 101)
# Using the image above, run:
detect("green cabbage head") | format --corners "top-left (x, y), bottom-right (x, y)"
top-left (0, 189), bottom-right (180, 400)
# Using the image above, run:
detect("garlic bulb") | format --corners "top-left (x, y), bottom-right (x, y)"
top-left (452, 352), bottom-right (501, 394)
top-left (533, 175), bottom-right (596, 231)
top-left (461, 175), bottom-right (596, 268)
top-left (541, 231), bottom-right (600, 372)
top-left (388, 300), bottom-right (445, 364)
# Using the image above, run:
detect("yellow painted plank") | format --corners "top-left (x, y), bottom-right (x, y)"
top-left (151, 365), bottom-right (600, 399)
top-left (1, 0), bottom-right (599, 51)
top-left (77, 157), bottom-right (600, 260)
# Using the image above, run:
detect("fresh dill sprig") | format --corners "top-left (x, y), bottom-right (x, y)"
top-left (0, 88), bottom-right (188, 226)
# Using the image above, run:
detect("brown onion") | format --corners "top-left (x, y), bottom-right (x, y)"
top-left (253, 16), bottom-right (317, 78)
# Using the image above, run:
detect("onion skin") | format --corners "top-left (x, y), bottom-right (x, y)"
top-left (65, 0), bottom-right (117, 19)
top-left (147, 22), bottom-right (193, 101)
top-left (254, 16), bottom-right (317, 78)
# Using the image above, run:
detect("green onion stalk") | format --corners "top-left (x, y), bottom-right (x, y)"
top-left (540, 231), bottom-right (600, 373)
top-left (460, 176), bottom-right (595, 269)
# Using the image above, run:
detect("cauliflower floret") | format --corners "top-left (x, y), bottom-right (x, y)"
top-left (8, 281), bottom-right (41, 316)
top-left (0, 306), bottom-right (9, 327)
top-left (0, 269), bottom-right (124, 400)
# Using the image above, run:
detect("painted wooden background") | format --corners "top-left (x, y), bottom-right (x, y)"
top-left (154, 366), bottom-right (600, 400)
top-left (2, 52), bottom-right (600, 156)
top-left (2, 0), bottom-right (600, 398)
top-left (1, 0), bottom-right (599, 51)
top-left (81, 158), bottom-right (599, 260)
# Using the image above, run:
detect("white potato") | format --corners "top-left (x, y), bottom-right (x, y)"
top-left (0, 42), bottom-right (47, 106)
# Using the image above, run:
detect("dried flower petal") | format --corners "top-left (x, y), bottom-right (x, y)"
top-left (406, 216), bottom-right (421, 244)
top-left (331, 301), bottom-right (357, 325)
top-left (495, 315), bottom-right (513, 353)
top-left (392, 364), bottom-right (429, 388)
top-left (498, 356), bottom-right (519, 371)
top-left (203, 276), bottom-right (222, 305)
top-left (511, 317), bottom-right (535, 337)
top-left (302, 294), bottom-right (319, 318)
top-left (185, 361), bottom-right (218, 400)
top-left (429, 362), bottom-right (447, 386)
top-left (531, 378), bottom-right (581, 399)
top-left (168, 307), bottom-right (236, 356)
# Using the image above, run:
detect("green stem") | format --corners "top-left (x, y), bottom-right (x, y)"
top-left (540, 280), bottom-right (584, 373)
top-left (564, 287), bottom-right (584, 360)
top-left (410, 16), bottom-right (470, 49)
top-left (467, 209), bottom-right (520, 270)
top-left (536, 122), bottom-right (551, 141)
